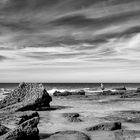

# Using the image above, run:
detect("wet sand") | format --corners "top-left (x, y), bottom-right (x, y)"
top-left (37, 94), bottom-right (140, 140)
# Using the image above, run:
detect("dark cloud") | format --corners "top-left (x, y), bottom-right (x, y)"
top-left (0, 55), bottom-right (7, 61)
top-left (1, 0), bottom-right (139, 13)
top-left (49, 10), bottom-right (140, 29)
top-left (0, 20), bottom-right (35, 32)
top-left (0, 0), bottom-right (61, 12)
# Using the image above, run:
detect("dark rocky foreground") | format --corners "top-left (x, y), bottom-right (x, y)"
top-left (0, 112), bottom-right (40, 140)
top-left (1, 83), bottom-right (140, 140)
top-left (0, 83), bottom-right (91, 140)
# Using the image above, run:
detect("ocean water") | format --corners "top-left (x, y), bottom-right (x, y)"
top-left (0, 83), bottom-right (140, 90)
top-left (0, 83), bottom-right (140, 96)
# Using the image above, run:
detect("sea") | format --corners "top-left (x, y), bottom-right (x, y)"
top-left (0, 83), bottom-right (140, 97)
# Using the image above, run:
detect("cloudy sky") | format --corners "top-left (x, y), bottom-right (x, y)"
top-left (0, 0), bottom-right (140, 82)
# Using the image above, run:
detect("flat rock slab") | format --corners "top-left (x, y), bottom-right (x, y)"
top-left (86, 122), bottom-right (122, 131)
top-left (42, 131), bottom-right (91, 140)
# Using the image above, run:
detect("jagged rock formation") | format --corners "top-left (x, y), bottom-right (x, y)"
top-left (0, 83), bottom-right (52, 111)
top-left (1, 116), bottom-right (40, 140)
top-left (15, 111), bottom-right (39, 125)
top-left (0, 125), bottom-right (10, 136)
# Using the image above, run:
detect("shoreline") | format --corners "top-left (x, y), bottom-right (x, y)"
top-left (1, 83), bottom-right (140, 140)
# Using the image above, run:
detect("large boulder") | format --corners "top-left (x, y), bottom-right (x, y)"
top-left (0, 83), bottom-right (52, 110)
top-left (0, 125), bottom-right (10, 136)
top-left (86, 122), bottom-right (121, 131)
top-left (43, 130), bottom-right (91, 140)
top-left (53, 90), bottom-right (85, 96)
top-left (1, 116), bottom-right (40, 140)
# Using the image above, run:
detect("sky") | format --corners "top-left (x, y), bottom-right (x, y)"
top-left (0, 0), bottom-right (140, 83)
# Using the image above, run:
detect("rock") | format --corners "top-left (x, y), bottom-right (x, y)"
top-left (63, 113), bottom-right (80, 118)
top-left (120, 90), bottom-right (138, 98)
top-left (1, 116), bottom-right (40, 140)
top-left (0, 125), bottom-right (10, 136)
top-left (86, 122), bottom-right (121, 131)
top-left (53, 90), bottom-right (85, 96)
top-left (15, 111), bottom-right (39, 125)
top-left (102, 90), bottom-right (112, 95)
top-left (0, 83), bottom-right (52, 111)
top-left (43, 130), bottom-right (91, 140)
top-left (136, 87), bottom-right (140, 92)
top-left (113, 87), bottom-right (126, 91)
top-left (63, 113), bottom-right (82, 122)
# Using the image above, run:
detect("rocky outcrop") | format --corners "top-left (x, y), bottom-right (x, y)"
top-left (99, 90), bottom-right (125, 96)
top-left (1, 116), bottom-right (40, 140)
top-left (86, 122), bottom-right (121, 131)
top-left (53, 90), bottom-right (85, 96)
top-left (0, 125), bottom-right (10, 136)
top-left (43, 130), bottom-right (91, 140)
top-left (0, 83), bottom-right (52, 111)
top-left (15, 111), bottom-right (39, 125)
top-left (63, 113), bottom-right (82, 122)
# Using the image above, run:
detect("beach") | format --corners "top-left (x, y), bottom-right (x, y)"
top-left (0, 83), bottom-right (140, 140)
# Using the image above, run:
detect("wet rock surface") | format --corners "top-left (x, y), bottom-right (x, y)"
top-left (63, 113), bottom-right (82, 122)
top-left (1, 116), bottom-right (40, 140)
top-left (86, 122), bottom-right (122, 131)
